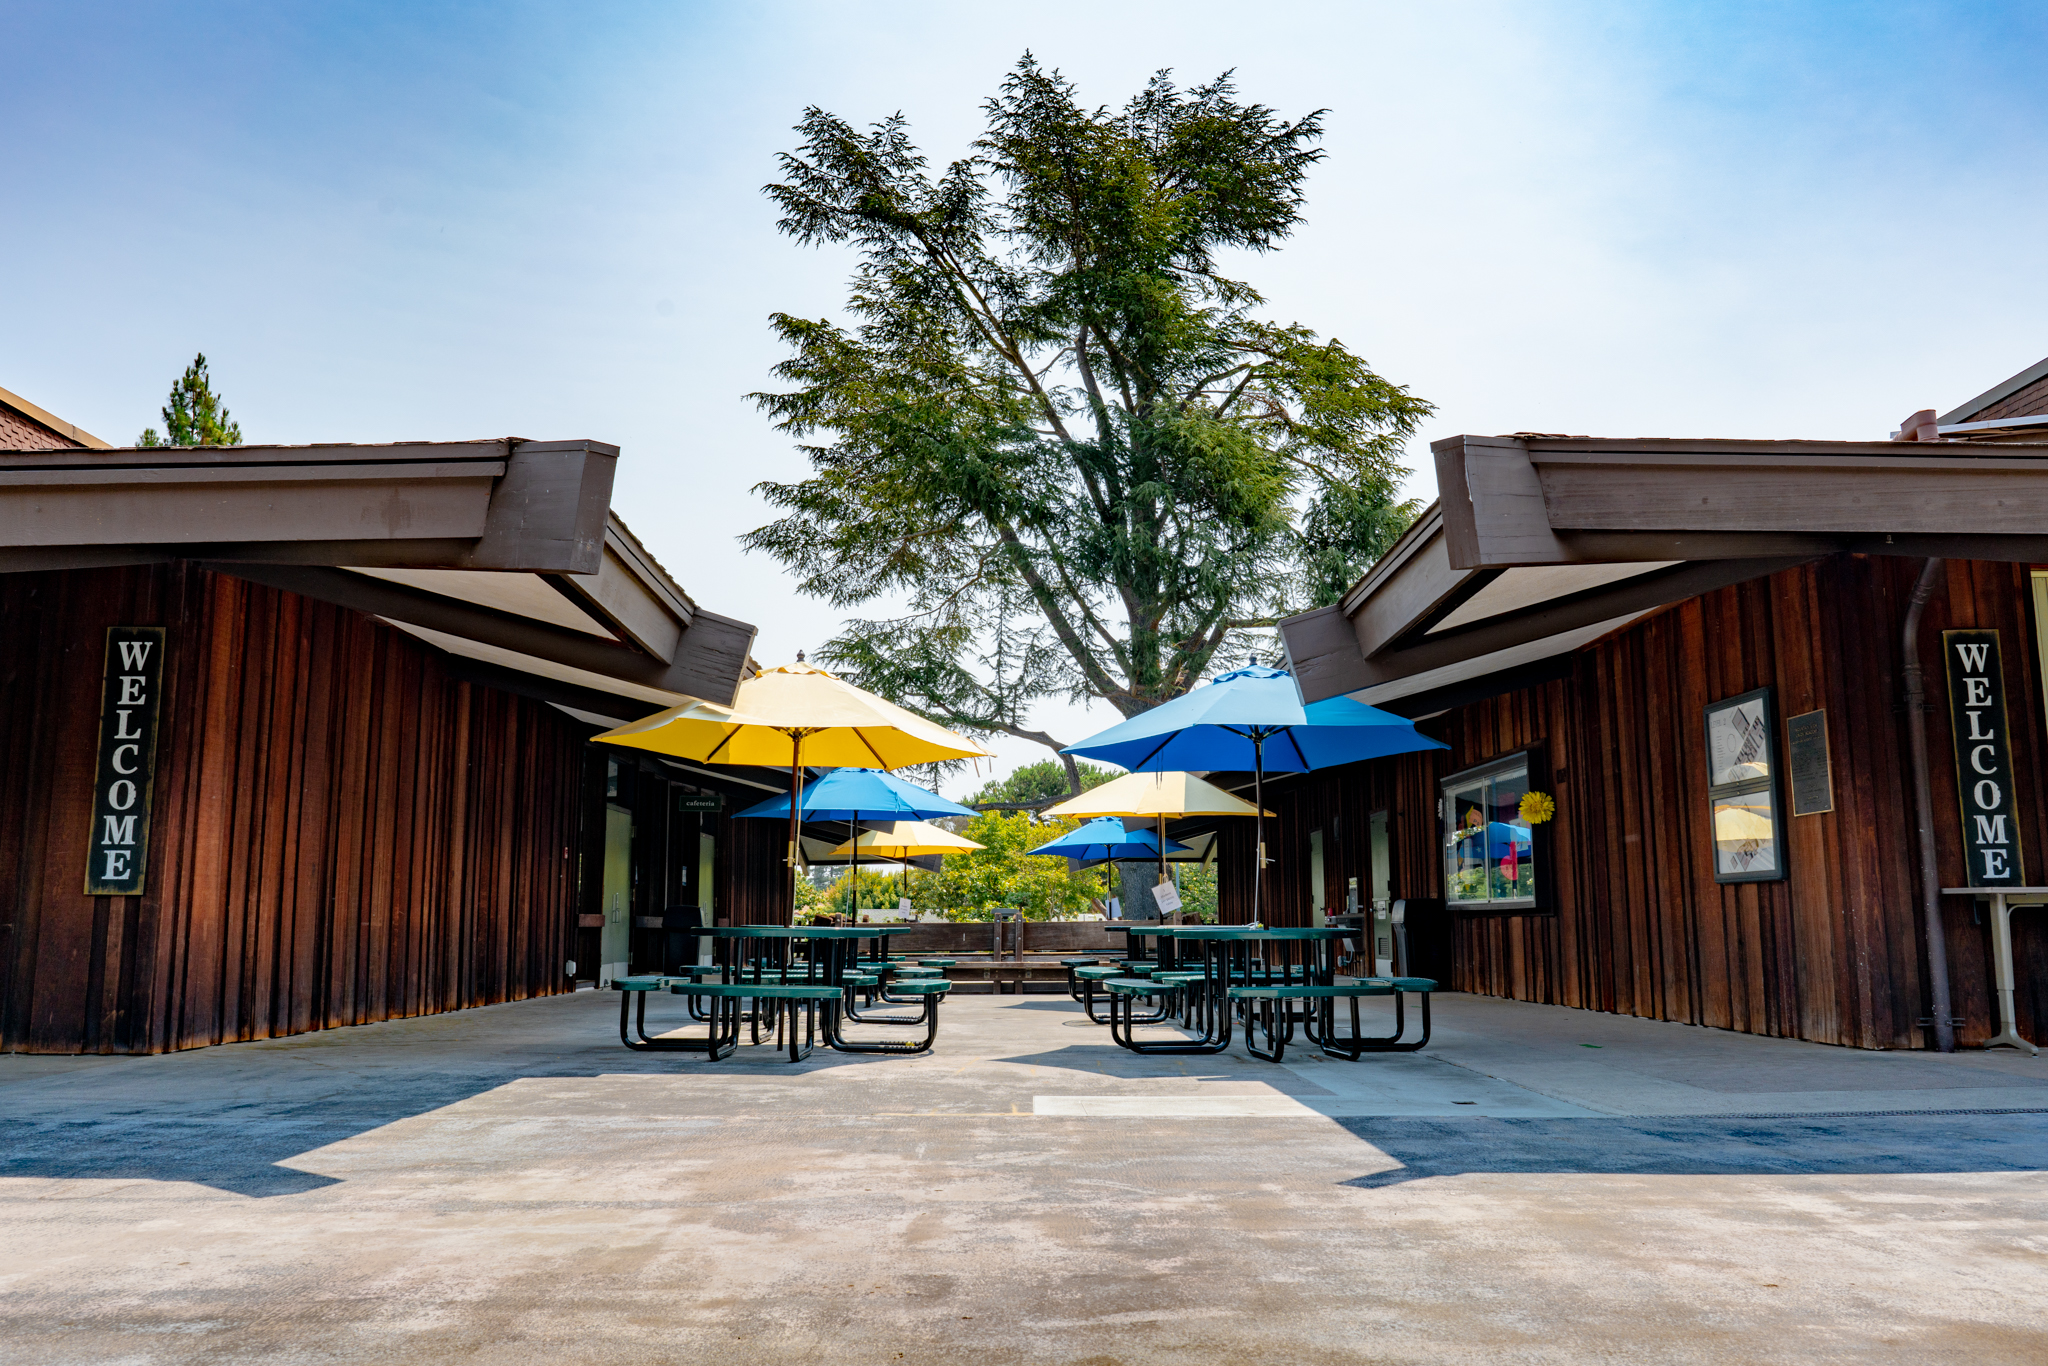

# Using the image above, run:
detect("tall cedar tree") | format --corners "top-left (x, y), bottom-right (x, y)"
top-left (139, 353), bottom-right (243, 447)
top-left (747, 59), bottom-right (1429, 783)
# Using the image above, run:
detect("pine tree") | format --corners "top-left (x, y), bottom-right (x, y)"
top-left (138, 353), bottom-right (243, 447)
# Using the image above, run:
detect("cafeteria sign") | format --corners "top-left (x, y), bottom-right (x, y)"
top-left (84, 627), bottom-right (167, 895)
top-left (1944, 629), bottom-right (2022, 886)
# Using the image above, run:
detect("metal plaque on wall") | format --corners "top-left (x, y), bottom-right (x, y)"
top-left (1944, 628), bottom-right (2023, 886)
top-left (1786, 710), bottom-right (1833, 816)
top-left (84, 627), bottom-right (166, 896)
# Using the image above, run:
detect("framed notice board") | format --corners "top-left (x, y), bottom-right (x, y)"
top-left (1703, 686), bottom-right (1786, 883)
top-left (1785, 710), bottom-right (1833, 816)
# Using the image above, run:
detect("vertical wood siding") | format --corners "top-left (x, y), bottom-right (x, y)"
top-left (1226, 556), bottom-right (2047, 1050)
top-left (1, 563), bottom-right (584, 1054)
top-left (715, 810), bottom-right (799, 926)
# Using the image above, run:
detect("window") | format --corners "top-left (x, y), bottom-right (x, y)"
top-left (1703, 687), bottom-right (1786, 883)
top-left (1441, 753), bottom-right (1538, 910)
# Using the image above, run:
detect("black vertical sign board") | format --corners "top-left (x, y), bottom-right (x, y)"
top-left (1944, 628), bottom-right (2023, 887)
top-left (84, 627), bottom-right (166, 896)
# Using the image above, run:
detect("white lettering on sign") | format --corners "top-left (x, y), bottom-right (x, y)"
top-left (85, 627), bottom-right (166, 896)
top-left (1946, 630), bottom-right (2022, 887)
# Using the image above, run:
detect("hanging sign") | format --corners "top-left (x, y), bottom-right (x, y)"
top-left (1944, 629), bottom-right (2022, 886)
top-left (84, 627), bottom-right (167, 896)
top-left (677, 792), bottom-right (724, 813)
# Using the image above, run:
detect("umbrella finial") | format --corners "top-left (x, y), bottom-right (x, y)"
top-left (796, 649), bottom-right (806, 662)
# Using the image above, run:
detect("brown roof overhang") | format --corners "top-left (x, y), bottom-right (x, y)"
top-left (1283, 433), bottom-right (2048, 704)
top-left (0, 437), bottom-right (757, 707)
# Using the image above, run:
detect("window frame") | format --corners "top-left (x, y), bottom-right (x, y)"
top-left (1702, 685), bottom-right (1788, 885)
top-left (1439, 748), bottom-right (1550, 916)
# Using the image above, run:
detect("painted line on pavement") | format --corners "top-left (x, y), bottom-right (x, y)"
top-left (1034, 1094), bottom-right (1324, 1117)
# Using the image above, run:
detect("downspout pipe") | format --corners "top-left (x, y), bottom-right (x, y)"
top-left (1901, 557), bottom-right (1957, 1053)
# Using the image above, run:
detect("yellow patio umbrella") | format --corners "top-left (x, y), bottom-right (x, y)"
top-left (593, 659), bottom-right (994, 912)
top-left (826, 820), bottom-right (987, 859)
top-left (824, 820), bottom-right (986, 906)
top-left (1043, 771), bottom-right (1271, 904)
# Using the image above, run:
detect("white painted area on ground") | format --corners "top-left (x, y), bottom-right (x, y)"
top-left (1035, 1094), bottom-right (1322, 1117)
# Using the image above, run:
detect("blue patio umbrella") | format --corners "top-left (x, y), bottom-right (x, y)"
top-left (734, 768), bottom-right (978, 912)
top-left (1027, 817), bottom-right (1194, 864)
top-left (1063, 666), bottom-right (1447, 921)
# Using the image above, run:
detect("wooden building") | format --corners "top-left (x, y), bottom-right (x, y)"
top-left (1261, 356), bottom-right (2048, 1052)
top-left (0, 385), bottom-right (780, 1054)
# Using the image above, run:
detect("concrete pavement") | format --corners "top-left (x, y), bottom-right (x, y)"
top-left (3, 988), bottom-right (2044, 1363)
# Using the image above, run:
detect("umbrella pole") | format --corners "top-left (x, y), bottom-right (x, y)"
top-left (1157, 815), bottom-right (1166, 910)
top-left (850, 813), bottom-right (859, 921)
top-left (1252, 733), bottom-right (1266, 926)
top-left (787, 734), bottom-right (805, 924)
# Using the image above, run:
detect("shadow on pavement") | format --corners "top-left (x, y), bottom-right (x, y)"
top-left (1338, 1113), bottom-right (2048, 1187)
top-left (0, 1000), bottom-right (965, 1195)
top-left (7, 1108), bottom-right (417, 1198)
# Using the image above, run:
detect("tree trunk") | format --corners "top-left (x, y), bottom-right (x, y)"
top-left (1117, 863), bottom-right (1154, 922)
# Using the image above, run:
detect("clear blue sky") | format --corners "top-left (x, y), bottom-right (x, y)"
top-left (5, 1), bottom-right (2044, 786)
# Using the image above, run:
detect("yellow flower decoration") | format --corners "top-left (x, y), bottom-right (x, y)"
top-left (1519, 790), bottom-right (1555, 825)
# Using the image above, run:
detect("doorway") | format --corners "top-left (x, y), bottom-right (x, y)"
top-left (600, 803), bottom-right (632, 986)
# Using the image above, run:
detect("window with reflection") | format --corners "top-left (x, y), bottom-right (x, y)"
top-left (1441, 754), bottom-right (1537, 909)
top-left (1703, 687), bottom-right (1785, 883)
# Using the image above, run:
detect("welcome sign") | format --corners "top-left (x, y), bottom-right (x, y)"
top-left (1944, 628), bottom-right (2022, 887)
top-left (84, 627), bottom-right (166, 896)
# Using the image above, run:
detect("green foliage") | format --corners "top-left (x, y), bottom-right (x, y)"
top-left (746, 57), bottom-right (1430, 760)
top-left (818, 867), bottom-right (905, 915)
top-left (793, 871), bottom-right (830, 916)
top-left (138, 353), bottom-right (243, 447)
top-left (1173, 861), bottom-right (1219, 924)
top-left (970, 758), bottom-right (1116, 807)
top-left (911, 810), bottom-right (1105, 921)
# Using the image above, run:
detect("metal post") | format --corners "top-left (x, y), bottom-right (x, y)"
top-left (1902, 558), bottom-right (1956, 1052)
top-left (787, 733), bottom-right (806, 927)
top-left (1157, 814), bottom-right (1167, 902)
top-left (1252, 732), bottom-right (1267, 926)
top-left (847, 808), bottom-right (865, 921)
